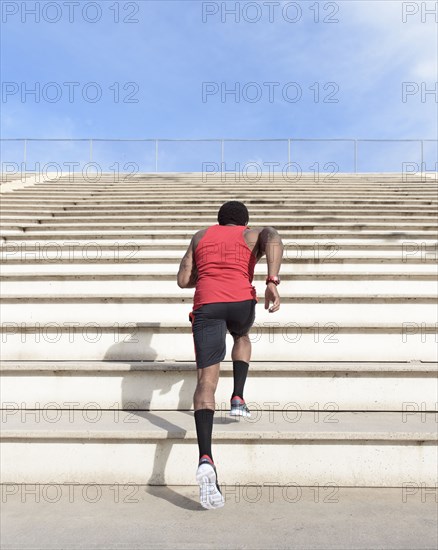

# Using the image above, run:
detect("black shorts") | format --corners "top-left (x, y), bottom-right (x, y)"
top-left (189, 299), bottom-right (257, 369)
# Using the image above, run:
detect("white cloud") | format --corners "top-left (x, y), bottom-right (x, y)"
top-left (412, 60), bottom-right (438, 80)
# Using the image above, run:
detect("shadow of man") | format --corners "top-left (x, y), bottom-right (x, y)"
top-left (104, 325), bottom-right (201, 511)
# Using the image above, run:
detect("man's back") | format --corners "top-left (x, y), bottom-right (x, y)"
top-left (193, 224), bottom-right (257, 311)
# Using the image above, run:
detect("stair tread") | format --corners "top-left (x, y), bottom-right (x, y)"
top-left (1, 360), bottom-right (436, 372)
top-left (1, 293), bottom-right (435, 299)
top-left (2, 410), bottom-right (436, 440)
top-left (0, 271), bottom-right (434, 277)
top-left (7, 321), bottom-right (438, 328)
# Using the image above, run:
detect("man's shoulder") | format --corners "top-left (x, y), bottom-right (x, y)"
top-left (244, 226), bottom-right (265, 238)
top-left (241, 227), bottom-right (262, 253)
top-left (247, 226), bottom-right (279, 238)
top-left (194, 227), bottom-right (211, 237)
top-left (192, 227), bottom-right (210, 248)
top-left (244, 227), bottom-right (277, 254)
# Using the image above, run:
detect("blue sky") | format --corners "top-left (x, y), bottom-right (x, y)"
top-left (1, 0), bottom-right (437, 172)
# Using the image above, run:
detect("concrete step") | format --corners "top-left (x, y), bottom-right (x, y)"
top-left (1, 267), bottom-right (434, 279)
top-left (0, 248), bottom-right (428, 264)
top-left (1, 293), bottom-right (436, 305)
top-left (3, 180), bottom-right (437, 189)
top-left (1, 252), bottom-right (436, 264)
top-left (5, 185), bottom-right (436, 192)
top-left (12, 175), bottom-right (437, 180)
top-left (3, 215), bottom-right (437, 225)
top-left (13, 171), bottom-right (434, 178)
top-left (1, 199), bottom-right (437, 208)
top-left (12, 185), bottom-right (438, 192)
top-left (2, 222), bottom-right (437, 232)
top-left (1, 360), bottom-right (436, 412)
top-left (19, 202), bottom-right (432, 211)
top-left (6, 181), bottom-right (434, 189)
top-left (2, 206), bottom-right (437, 215)
top-left (5, 189), bottom-right (438, 197)
top-left (1, 322), bottom-right (437, 361)
top-left (1, 298), bottom-right (436, 324)
top-left (1, 279), bottom-right (436, 295)
top-left (4, 183), bottom-right (438, 190)
top-left (4, 181), bottom-right (437, 188)
top-left (1, 410), bottom-right (436, 485)
top-left (0, 241), bottom-right (436, 259)
top-left (3, 204), bottom-right (437, 213)
top-left (2, 185), bottom-right (437, 193)
top-left (1, 262), bottom-right (435, 274)
top-left (1, 233), bottom-right (436, 244)
top-left (3, 230), bottom-right (436, 241)
top-left (1, 200), bottom-right (436, 211)
top-left (0, 239), bottom-right (438, 252)
top-left (0, 252), bottom-right (438, 268)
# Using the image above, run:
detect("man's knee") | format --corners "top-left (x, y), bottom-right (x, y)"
top-left (232, 332), bottom-right (250, 341)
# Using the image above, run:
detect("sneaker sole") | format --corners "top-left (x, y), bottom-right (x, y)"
top-left (196, 463), bottom-right (225, 510)
top-left (229, 408), bottom-right (251, 418)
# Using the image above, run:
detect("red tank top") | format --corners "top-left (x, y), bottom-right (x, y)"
top-left (193, 224), bottom-right (257, 310)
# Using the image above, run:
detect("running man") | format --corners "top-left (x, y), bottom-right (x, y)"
top-left (177, 200), bottom-right (284, 509)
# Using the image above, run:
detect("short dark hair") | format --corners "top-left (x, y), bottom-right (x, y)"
top-left (217, 201), bottom-right (249, 226)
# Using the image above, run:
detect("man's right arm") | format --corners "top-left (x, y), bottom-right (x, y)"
top-left (257, 227), bottom-right (283, 312)
top-left (258, 226), bottom-right (283, 277)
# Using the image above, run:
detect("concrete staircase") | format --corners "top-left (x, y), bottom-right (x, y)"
top-left (1, 172), bottom-right (437, 486)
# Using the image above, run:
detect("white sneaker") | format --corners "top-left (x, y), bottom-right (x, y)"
top-left (196, 456), bottom-right (225, 510)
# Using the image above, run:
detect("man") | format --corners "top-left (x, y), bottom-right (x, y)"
top-left (177, 200), bottom-right (283, 509)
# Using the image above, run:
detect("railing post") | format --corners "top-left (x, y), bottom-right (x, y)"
top-left (354, 140), bottom-right (357, 173)
top-left (89, 139), bottom-right (93, 162)
top-left (155, 140), bottom-right (159, 172)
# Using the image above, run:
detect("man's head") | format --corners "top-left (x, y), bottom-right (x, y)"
top-left (217, 201), bottom-right (249, 226)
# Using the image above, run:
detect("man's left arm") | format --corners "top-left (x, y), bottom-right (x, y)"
top-left (177, 235), bottom-right (198, 288)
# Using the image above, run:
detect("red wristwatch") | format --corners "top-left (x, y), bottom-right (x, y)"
top-left (266, 276), bottom-right (280, 286)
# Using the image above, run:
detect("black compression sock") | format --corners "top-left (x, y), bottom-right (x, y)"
top-left (194, 408), bottom-right (214, 462)
top-left (232, 360), bottom-right (249, 400)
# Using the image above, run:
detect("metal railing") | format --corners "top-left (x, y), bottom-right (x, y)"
top-left (1, 138), bottom-right (437, 173)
